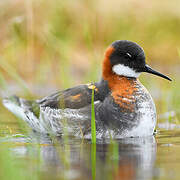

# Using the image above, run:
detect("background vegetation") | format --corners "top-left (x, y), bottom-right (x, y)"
top-left (0, 1), bottom-right (180, 180)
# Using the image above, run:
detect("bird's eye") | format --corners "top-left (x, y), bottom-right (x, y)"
top-left (124, 53), bottom-right (132, 59)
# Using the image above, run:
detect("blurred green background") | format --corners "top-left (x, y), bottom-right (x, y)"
top-left (0, 1), bottom-right (180, 180)
top-left (0, 0), bottom-right (179, 124)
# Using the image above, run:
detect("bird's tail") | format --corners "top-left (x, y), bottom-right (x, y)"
top-left (2, 96), bottom-right (47, 133)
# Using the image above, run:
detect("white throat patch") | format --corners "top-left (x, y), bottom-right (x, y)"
top-left (112, 64), bottom-right (140, 78)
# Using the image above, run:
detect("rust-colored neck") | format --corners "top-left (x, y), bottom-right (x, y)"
top-left (102, 46), bottom-right (138, 110)
top-left (102, 46), bottom-right (114, 80)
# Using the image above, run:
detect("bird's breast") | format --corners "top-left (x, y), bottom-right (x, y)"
top-left (103, 77), bottom-right (157, 137)
top-left (109, 76), bottom-right (138, 112)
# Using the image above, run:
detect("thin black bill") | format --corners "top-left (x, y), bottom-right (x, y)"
top-left (143, 65), bottom-right (172, 81)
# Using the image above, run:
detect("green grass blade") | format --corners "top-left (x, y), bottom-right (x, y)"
top-left (91, 84), bottom-right (96, 143)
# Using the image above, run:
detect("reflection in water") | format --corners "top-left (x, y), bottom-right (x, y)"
top-left (95, 137), bottom-right (156, 180)
top-left (7, 134), bottom-right (156, 180)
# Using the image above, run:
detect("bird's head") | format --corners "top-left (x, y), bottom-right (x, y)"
top-left (102, 40), bottom-right (171, 81)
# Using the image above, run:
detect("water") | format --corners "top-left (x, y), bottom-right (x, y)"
top-left (0, 106), bottom-right (180, 180)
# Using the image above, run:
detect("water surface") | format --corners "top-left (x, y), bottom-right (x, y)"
top-left (0, 105), bottom-right (180, 180)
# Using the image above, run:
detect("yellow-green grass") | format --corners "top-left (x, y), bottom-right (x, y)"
top-left (0, 0), bottom-right (179, 86)
top-left (91, 86), bottom-right (96, 143)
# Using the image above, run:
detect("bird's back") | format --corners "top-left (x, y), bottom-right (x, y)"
top-left (3, 78), bottom-right (156, 138)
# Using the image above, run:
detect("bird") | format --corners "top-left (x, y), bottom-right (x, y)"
top-left (3, 40), bottom-right (171, 139)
